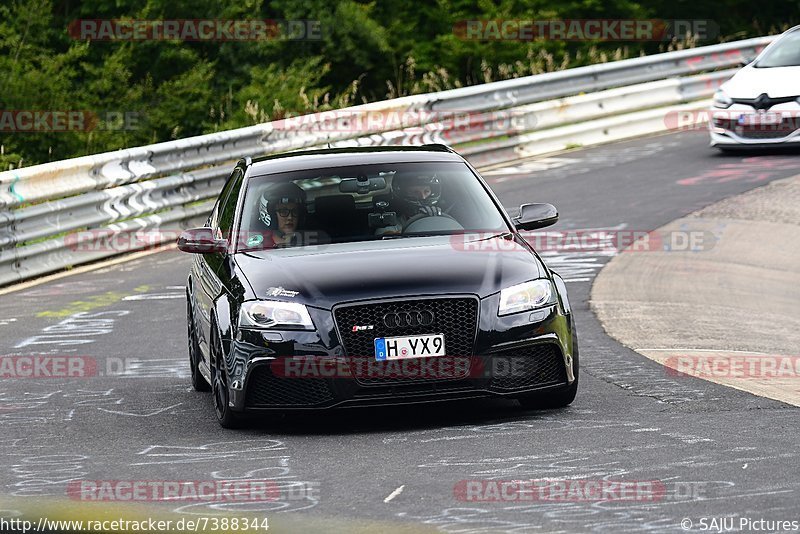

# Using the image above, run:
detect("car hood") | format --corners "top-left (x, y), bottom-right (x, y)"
top-left (235, 235), bottom-right (545, 309)
top-left (722, 65), bottom-right (800, 98)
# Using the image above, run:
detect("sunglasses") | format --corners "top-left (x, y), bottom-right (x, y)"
top-left (276, 208), bottom-right (299, 218)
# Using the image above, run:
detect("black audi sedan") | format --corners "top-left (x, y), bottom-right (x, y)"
top-left (179, 144), bottom-right (578, 427)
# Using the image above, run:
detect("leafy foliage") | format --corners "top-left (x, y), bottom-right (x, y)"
top-left (0, 0), bottom-right (796, 167)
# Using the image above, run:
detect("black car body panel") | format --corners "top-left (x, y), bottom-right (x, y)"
top-left (235, 235), bottom-right (545, 307)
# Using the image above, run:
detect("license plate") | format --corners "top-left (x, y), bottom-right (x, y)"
top-left (374, 334), bottom-right (445, 361)
top-left (738, 112), bottom-right (781, 126)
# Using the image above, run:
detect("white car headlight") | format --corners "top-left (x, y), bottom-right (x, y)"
top-left (498, 279), bottom-right (554, 316)
top-left (712, 89), bottom-right (733, 109)
top-left (241, 301), bottom-right (314, 330)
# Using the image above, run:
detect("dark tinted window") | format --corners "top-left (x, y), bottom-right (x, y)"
top-left (216, 168), bottom-right (244, 241)
top-left (238, 161), bottom-right (509, 250)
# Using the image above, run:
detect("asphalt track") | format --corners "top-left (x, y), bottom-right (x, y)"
top-left (1, 130), bottom-right (799, 533)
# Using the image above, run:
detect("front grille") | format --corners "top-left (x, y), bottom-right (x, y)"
top-left (245, 365), bottom-right (334, 407)
top-left (488, 344), bottom-right (567, 391)
top-left (715, 118), bottom-right (799, 140)
top-left (737, 127), bottom-right (797, 140)
top-left (334, 297), bottom-right (479, 386)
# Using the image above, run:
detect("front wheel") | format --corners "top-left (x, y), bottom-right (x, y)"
top-left (187, 298), bottom-right (210, 392)
top-left (210, 326), bottom-right (245, 429)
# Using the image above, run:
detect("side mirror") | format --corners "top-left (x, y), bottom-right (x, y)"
top-left (177, 227), bottom-right (227, 254)
top-left (739, 56), bottom-right (754, 68)
top-left (513, 203), bottom-right (558, 231)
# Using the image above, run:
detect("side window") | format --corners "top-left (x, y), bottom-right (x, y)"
top-left (216, 168), bottom-right (244, 242)
top-left (209, 169), bottom-right (239, 229)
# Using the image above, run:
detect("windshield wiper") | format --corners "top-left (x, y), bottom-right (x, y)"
top-left (381, 232), bottom-right (451, 239)
top-left (382, 231), bottom-right (514, 241)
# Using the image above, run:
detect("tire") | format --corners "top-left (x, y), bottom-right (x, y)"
top-left (187, 297), bottom-right (211, 392)
top-left (517, 336), bottom-right (579, 410)
top-left (210, 325), bottom-right (246, 429)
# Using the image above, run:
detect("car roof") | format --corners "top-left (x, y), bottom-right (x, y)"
top-left (245, 145), bottom-right (466, 177)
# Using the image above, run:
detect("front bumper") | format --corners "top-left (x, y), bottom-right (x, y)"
top-left (225, 294), bottom-right (577, 412)
top-left (707, 104), bottom-right (800, 147)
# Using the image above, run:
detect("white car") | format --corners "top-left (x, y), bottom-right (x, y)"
top-left (709, 25), bottom-right (800, 150)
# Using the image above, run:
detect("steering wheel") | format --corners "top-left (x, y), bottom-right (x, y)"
top-left (402, 213), bottom-right (463, 233)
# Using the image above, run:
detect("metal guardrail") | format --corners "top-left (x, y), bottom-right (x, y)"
top-left (0, 35), bottom-right (776, 287)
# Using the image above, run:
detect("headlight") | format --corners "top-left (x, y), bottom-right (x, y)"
top-left (240, 301), bottom-right (314, 330)
top-left (712, 89), bottom-right (733, 109)
top-left (498, 279), bottom-right (553, 316)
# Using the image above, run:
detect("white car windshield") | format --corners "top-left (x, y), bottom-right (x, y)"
top-left (755, 31), bottom-right (800, 68)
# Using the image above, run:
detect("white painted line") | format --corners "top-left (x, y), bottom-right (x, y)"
top-left (122, 294), bottom-right (184, 301)
top-left (98, 403), bottom-right (182, 417)
top-left (384, 485), bottom-right (405, 503)
top-left (637, 349), bottom-right (769, 354)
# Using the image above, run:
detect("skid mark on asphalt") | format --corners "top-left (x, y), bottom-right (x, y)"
top-left (484, 157), bottom-right (581, 183)
top-left (0, 386), bottom-right (191, 426)
top-left (396, 443), bottom-right (800, 534)
top-left (527, 224), bottom-right (626, 283)
top-left (97, 402), bottom-right (182, 418)
top-left (15, 310), bottom-right (130, 348)
top-left (132, 441), bottom-right (319, 515)
top-left (7, 452), bottom-right (92, 499)
top-left (484, 139), bottom-right (681, 186)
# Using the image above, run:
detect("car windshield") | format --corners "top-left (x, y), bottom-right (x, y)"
top-left (237, 161), bottom-right (510, 250)
top-left (755, 31), bottom-right (800, 68)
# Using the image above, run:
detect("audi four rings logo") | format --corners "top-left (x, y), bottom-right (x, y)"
top-left (383, 310), bottom-right (435, 328)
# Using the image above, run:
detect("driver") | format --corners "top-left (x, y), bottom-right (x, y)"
top-left (256, 182), bottom-right (307, 247)
top-left (391, 171), bottom-right (443, 223)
